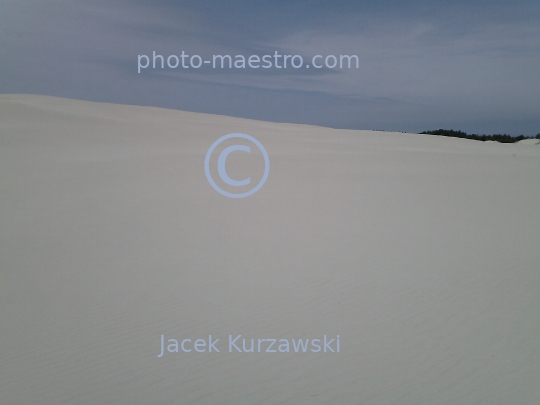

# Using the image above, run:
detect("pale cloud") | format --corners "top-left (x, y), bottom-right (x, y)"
top-left (1, 0), bottom-right (539, 134)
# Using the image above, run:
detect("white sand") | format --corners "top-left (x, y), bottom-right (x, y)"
top-left (517, 138), bottom-right (540, 145)
top-left (1, 94), bottom-right (539, 404)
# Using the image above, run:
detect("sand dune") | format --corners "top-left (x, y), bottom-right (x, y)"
top-left (1, 94), bottom-right (539, 404)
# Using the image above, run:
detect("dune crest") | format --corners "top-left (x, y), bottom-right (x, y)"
top-left (1, 94), bottom-right (539, 405)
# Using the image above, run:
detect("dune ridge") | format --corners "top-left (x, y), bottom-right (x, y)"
top-left (1, 94), bottom-right (539, 405)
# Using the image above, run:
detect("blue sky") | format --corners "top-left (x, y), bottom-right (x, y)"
top-left (1, 0), bottom-right (539, 135)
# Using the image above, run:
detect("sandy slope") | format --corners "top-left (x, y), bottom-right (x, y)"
top-left (1, 94), bottom-right (539, 405)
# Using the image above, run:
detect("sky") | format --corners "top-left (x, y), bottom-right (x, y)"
top-left (1, 0), bottom-right (539, 135)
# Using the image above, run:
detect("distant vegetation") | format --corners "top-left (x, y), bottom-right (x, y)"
top-left (420, 129), bottom-right (540, 143)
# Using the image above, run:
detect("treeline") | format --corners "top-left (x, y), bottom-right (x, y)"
top-left (420, 129), bottom-right (540, 143)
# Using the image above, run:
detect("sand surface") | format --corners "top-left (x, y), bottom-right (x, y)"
top-left (1, 94), bottom-right (539, 404)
